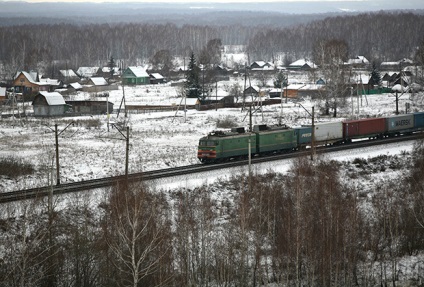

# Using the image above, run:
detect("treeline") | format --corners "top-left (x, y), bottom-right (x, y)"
top-left (0, 11), bottom-right (423, 78)
top-left (247, 11), bottom-right (424, 64)
top-left (2, 142), bottom-right (424, 286)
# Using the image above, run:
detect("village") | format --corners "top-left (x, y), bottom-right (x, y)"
top-left (0, 53), bottom-right (419, 118)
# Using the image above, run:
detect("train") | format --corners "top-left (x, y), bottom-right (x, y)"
top-left (197, 112), bottom-right (424, 163)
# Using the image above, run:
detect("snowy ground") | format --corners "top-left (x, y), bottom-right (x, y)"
top-left (0, 76), bottom-right (423, 192)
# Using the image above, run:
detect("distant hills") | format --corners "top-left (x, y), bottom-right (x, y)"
top-left (0, 1), bottom-right (423, 26)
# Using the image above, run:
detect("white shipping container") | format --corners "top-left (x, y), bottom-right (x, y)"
top-left (313, 122), bottom-right (343, 143)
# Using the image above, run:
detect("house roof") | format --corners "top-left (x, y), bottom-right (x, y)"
top-left (38, 91), bottom-right (66, 105)
top-left (89, 77), bottom-right (108, 86)
top-left (347, 56), bottom-right (369, 65)
top-left (40, 77), bottom-right (61, 86)
top-left (15, 71), bottom-right (37, 84)
top-left (127, 66), bottom-right (149, 78)
top-left (59, 69), bottom-right (78, 78)
top-left (150, 73), bottom-right (164, 80)
top-left (69, 82), bottom-right (83, 90)
top-left (289, 59), bottom-right (317, 69)
top-left (77, 67), bottom-right (100, 77)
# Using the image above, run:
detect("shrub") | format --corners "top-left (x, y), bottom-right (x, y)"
top-left (216, 116), bottom-right (237, 128)
top-left (0, 156), bottom-right (35, 178)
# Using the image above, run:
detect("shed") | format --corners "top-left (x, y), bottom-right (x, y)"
top-left (122, 66), bottom-right (150, 85)
top-left (149, 73), bottom-right (165, 84)
top-left (32, 91), bottom-right (67, 116)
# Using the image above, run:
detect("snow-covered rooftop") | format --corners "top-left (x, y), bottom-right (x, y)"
top-left (38, 91), bottom-right (66, 105)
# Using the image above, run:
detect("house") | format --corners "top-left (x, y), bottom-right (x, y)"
top-left (346, 56), bottom-right (370, 68)
top-left (87, 77), bottom-right (108, 86)
top-left (13, 71), bottom-right (51, 94)
top-left (350, 74), bottom-right (371, 91)
top-left (65, 100), bottom-right (113, 115)
top-left (77, 67), bottom-right (101, 79)
top-left (100, 66), bottom-right (121, 78)
top-left (149, 73), bottom-right (165, 84)
top-left (288, 59), bottom-right (318, 70)
top-left (122, 66), bottom-right (150, 85)
top-left (380, 58), bottom-right (414, 71)
top-left (59, 69), bottom-right (80, 83)
top-left (68, 82), bottom-right (83, 91)
top-left (32, 91), bottom-right (67, 116)
top-left (250, 61), bottom-right (274, 70)
top-left (39, 77), bottom-right (62, 90)
top-left (0, 87), bottom-right (6, 102)
top-left (298, 84), bottom-right (326, 98)
top-left (243, 85), bottom-right (261, 97)
top-left (284, 83), bottom-right (306, 98)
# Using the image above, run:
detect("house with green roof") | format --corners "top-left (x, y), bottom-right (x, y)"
top-left (122, 66), bottom-right (150, 85)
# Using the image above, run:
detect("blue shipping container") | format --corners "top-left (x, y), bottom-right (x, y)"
top-left (414, 112), bottom-right (424, 130)
top-left (294, 127), bottom-right (312, 144)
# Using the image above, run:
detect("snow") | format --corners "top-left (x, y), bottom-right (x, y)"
top-left (2, 73), bottom-right (424, 286)
top-left (1, 75), bottom-right (422, 193)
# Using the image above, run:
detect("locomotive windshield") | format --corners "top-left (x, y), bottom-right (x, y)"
top-left (199, 140), bottom-right (217, 146)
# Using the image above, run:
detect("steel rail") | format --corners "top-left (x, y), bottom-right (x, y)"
top-left (1, 133), bottom-right (423, 203)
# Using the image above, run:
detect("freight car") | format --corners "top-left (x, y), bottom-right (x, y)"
top-left (197, 112), bottom-right (424, 163)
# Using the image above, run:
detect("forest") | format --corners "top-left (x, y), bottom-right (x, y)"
top-left (2, 147), bottom-right (424, 286)
top-left (0, 11), bottom-right (423, 79)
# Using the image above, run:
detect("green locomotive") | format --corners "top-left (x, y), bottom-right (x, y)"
top-left (197, 125), bottom-right (297, 163)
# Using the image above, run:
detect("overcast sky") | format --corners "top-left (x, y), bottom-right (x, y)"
top-left (0, 0), bottom-right (408, 2)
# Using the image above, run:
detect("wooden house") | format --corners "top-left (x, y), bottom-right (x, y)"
top-left (32, 91), bottom-right (67, 116)
top-left (122, 66), bottom-right (150, 85)
top-left (289, 59), bottom-right (318, 70)
top-left (13, 71), bottom-right (50, 94)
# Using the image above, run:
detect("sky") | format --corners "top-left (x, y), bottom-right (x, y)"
top-left (0, 0), bottom-right (404, 2)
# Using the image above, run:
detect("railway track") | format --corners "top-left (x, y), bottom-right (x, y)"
top-left (1, 133), bottom-right (422, 203)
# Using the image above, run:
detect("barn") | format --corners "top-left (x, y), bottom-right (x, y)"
top-left (32, 91), bottom-right (67, 116)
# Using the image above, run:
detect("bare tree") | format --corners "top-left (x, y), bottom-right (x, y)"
top-left (313, 39), bottom-right (350, 117)
top-left (102, 180), bottom-right (173, 287)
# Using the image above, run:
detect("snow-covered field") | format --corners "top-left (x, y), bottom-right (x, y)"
top-left (0, 76), bottom-right (423, 192)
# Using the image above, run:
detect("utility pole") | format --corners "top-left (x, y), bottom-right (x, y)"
top-left (55, 124), bottom-right (60, 185)
top-left (53, 122), bottom-right (75, 185)
top-left (298, 104), bottom-right (315, 160)
top-left (111, 124), bottom-right (130, 177)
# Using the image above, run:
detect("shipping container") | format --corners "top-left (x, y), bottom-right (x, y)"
top-left (294, 126), bottom-right (312, 145)
top-left (312, 122), bottom-right (343, 144)
top-left (343, 117), bottom-right (386, 140)
top-left (386, 114), bottom-right (414, 133)
top-left (413, 112), bottom-right (424, 130)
